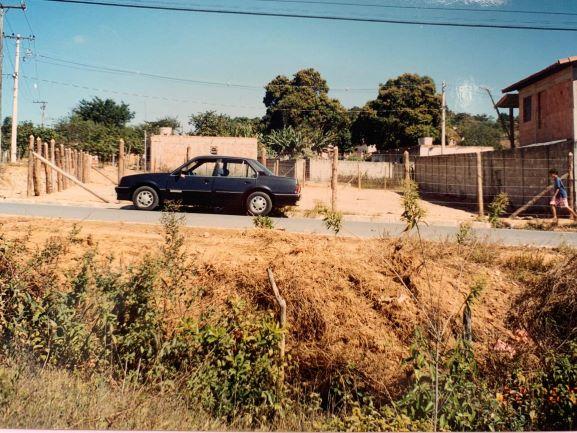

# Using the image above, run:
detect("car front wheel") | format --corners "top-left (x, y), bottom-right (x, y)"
top-left (246, 191), bottom-right (272, 216)
top-left (132, 186), bottom-right (160, 211)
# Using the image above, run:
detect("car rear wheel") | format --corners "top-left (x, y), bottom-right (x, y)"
top-left (132, 186), bottom-right (160, 211)
top-left (246, 191), bottom-right (272, 216)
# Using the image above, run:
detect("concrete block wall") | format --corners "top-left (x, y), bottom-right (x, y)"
top-left (415, 140), bottom-right (575, 213)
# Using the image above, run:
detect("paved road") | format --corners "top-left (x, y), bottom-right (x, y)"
top-left (1, 201), bottom-right (576, 247)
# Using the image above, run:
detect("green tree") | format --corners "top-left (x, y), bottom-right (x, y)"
top-left (142, 117), bottom-right (181, 134)
top-left (189, 111), bottom-right (260, 137)
top-left (262, 68), bottom-right (351, 151)
top-left (73, 97), bottom-right (135, 128)
top-left (2, 117), bottom-right (59, 157)
top-left (449, 112), bottom-right (503, 149)
top-left (55, 115), bottom-right (142, 160)
top-left (351, 74), bottom-right (442, 151)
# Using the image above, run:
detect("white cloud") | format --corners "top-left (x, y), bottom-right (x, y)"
top-left (72, 35), bottom-right (86, 44)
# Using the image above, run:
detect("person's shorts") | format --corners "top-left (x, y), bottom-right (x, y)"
top-left (550, 197), bottom-right (569, 207)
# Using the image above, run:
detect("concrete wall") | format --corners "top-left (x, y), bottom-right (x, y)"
top-left (148, 135), bottom-right (258, 172)
top-left (415, 140), bottom-right (575, 213)
top-left (306, 159), bottom-right (404, 188)
top-left (519, 66), bottom-right (574, 146)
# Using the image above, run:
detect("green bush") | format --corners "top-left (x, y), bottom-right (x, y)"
top-left (184, 302), bottom-right (283, 423)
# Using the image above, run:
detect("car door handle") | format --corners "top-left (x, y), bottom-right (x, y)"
top-left (204, 179), bottom-right (210, 184)
top-left (244, 180), bottom-right (251, 184)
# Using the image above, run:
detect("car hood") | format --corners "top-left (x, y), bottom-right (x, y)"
top-left (119, 173), bottom-right (170, 186)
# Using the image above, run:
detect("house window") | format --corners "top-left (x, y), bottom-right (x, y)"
top-left (537, 92), bottom-right (543, 129)
top-left (523, 95), bottom-right (532, 123)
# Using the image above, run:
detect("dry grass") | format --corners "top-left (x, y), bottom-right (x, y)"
top-left (0, 216), bottom-right (535, 398)
top-left (510, 251), bottom-right (577, 349)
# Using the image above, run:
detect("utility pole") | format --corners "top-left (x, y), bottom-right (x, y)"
top-left (33, 100), bottom-right (47, 127)
top-left (0, 3), bottom-right (27, 162)
top-left (6, 33), bottom-right (34, 162)
top-left (441, 81), bottom-right (446, 154)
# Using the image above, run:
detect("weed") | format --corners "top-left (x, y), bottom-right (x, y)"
top-left (488, 193), bottom-right (510, 228)
top-left (456, 222), bottom-right (476, 246)
top-left (322, 210), bottom-right (343, 235)
top-left (400, 181), bottom-right (426, 232)
top-left (253, 215), bottom-right (275, 230)
top-left (303, 201), bottom-right (329, 218)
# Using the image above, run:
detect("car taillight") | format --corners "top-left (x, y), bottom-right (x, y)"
top-left (295, 183), bottom-right (301, 194)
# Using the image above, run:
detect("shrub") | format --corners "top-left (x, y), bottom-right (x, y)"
top-left (488, 192), bottom-right (510, 228)
top-left (253, 215), bottom-right (275, 230)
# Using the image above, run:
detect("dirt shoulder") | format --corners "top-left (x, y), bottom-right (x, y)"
top-left (0, 215), bottom-right (560, 397)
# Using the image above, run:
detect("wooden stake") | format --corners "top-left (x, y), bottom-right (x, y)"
top-left (44, 142), bottom-right (52, 194)
top-left (357, 161), bottom-right (361, 189)
top-left (26, 135), bottom-right (34, 197)
top-left (476, 152), bottom-right (484, 217)
top-left (118, 138), bottom-right (125, 182)
top-left (64, 148), bottom-right (71, 188)
top-left (49, 139), bottom-right (56, 189)
top-left (35, 138), bottom-right (43, 196)
top-left (186, 145), bottom-right (191, 162)
top-left (569, 152), bottom-right (575, 211)
top-left (55, 148), bottom-right (62, 192)
top-left (59, 144), bottom-right (67, 189)
top-left (267, 268), bottom-right (286, 389)
top-left (403, 150), bottom-right (410, 181)
top-left (331, 146), bottom-right (339, 211)
top-left (32, 151), bottom-right (110, 203)
top-left (78, 151), bottom-right (84, 183)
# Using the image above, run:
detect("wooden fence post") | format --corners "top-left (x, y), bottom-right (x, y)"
top-left (55, 148), bottom-right (62, 192)
top-left (259, 146), bottom-right (267, 167)
top-left (59, 144), bottom-right (66, 189)
top-left (43, 142), bottom-right (52, 194)
top-left (569, 152), bottom-right (575, 212)
top-left (403, 150), bottom-right (410, 182)
top-left (27, 135), bottom-right (34, 197)
top-left (118, 139), bottom-right (125, 182)
top-left (84, 153), bottom-right (91, 183)
top-left (35, 137), bottom-right (43, 196)
top-left (476, 152), bottom-right (484, 217)
top-left (357, 161), bottom-right (362, 189)
top-left (49, 139), bottom-right (56, 189)
top-left (64, 148), bottom-right (70, 188)
top-left (186, 145), bottom-right (191, 162)
top-left (274, 159), bottom-right (280, 176)
top-left (331, 146), bottom-right (339, 211)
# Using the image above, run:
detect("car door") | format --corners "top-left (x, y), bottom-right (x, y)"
top-left (212, 159), bottom-right (257, 207)
top-left (165, 159), bottom-right (216, 205)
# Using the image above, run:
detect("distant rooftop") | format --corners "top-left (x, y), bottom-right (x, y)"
top-left (502, 56), bottom-right (577, 93)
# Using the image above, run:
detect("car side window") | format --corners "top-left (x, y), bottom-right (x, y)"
top-left (188, 161), bottom-right (216, 176)
top-left (223, 161), bottom-right (257, 178)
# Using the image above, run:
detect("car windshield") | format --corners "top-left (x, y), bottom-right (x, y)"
top-left (252, 160), bottom-right (274, 176)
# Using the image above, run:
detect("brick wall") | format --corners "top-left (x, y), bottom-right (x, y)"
top-left (519, 67), bottom-right (574, 146)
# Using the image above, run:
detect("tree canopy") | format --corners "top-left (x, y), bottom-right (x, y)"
top-left (351, 74), bottom-right (442, 151)
top-left (449, 112), bottom-right (504, 149)
top-left (262, 68), bottom-right (351, 150)
top-left (189, 111), bottom-right (261, 137)
top-left (73, 97), bottom-right (135, 128)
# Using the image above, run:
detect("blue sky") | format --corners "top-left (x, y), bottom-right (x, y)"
top-left (5, 0), bottom-right (577, 130)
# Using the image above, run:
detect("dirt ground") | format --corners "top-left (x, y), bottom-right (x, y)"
top-left (0, 215), bottom-right (554, 396)
top-left (0, 161), bottom-right (475, 225)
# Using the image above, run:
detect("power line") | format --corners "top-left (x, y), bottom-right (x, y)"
top-left (35, 54), bottom-right (379, 91)
top-left (38, 0), bottom-right (577, 32)
top-left (234, 0), bottom-right (577, 18)
top-left (21, 74), bottom-right (451, 114)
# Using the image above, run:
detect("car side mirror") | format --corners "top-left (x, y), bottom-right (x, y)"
top-left (179, 169), bottom-right (187, 178)
top-left (258, 170), bottom-right (268, 176)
